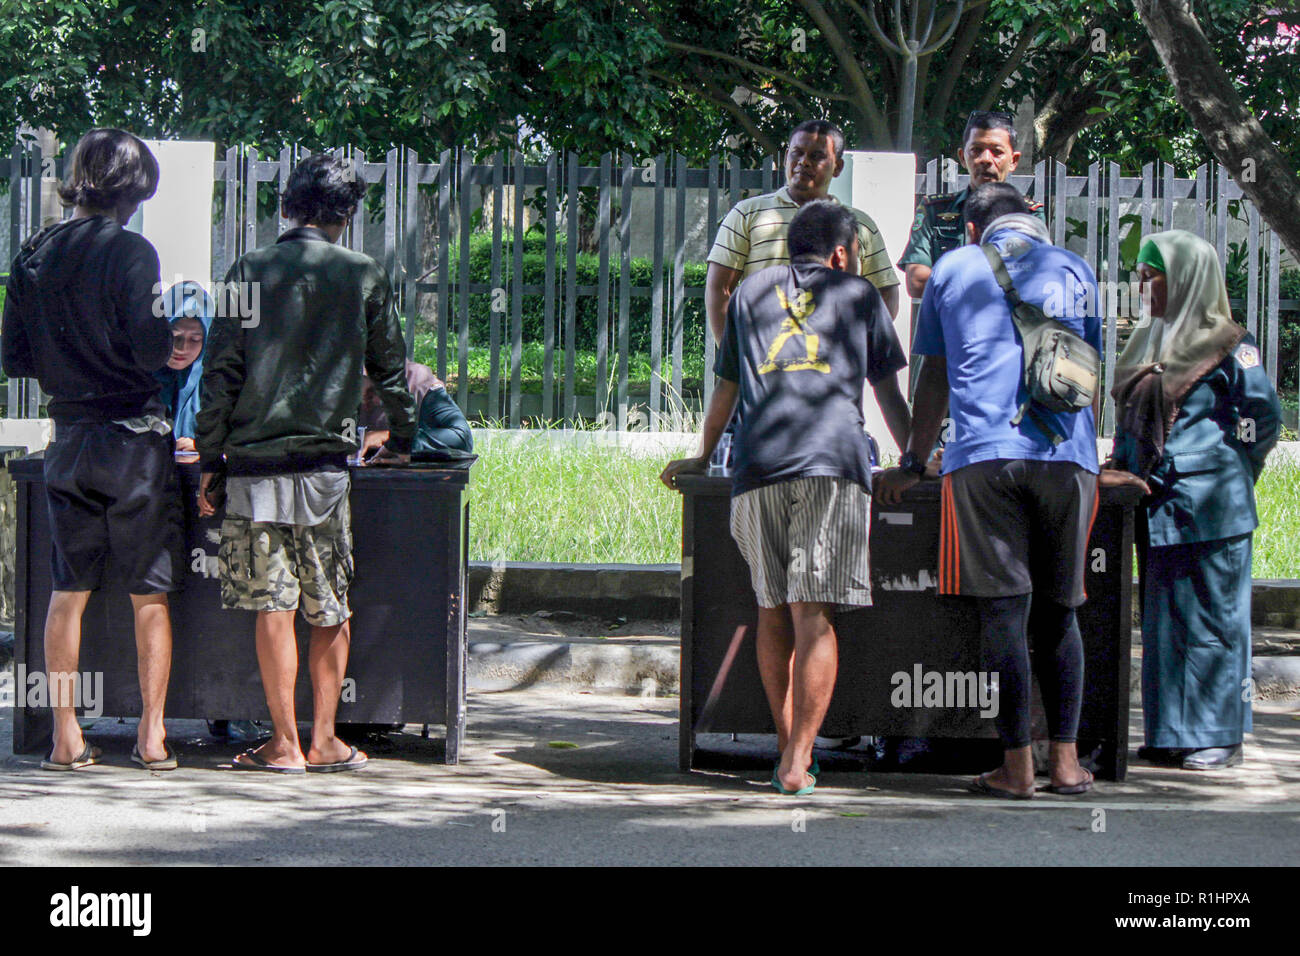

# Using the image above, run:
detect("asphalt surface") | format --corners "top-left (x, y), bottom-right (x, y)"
top-left (1, 686), bottom-right (1297, 866)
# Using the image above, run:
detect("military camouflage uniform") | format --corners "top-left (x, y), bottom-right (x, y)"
top-left (218, 496), bottom-right (354, 627)
top-left (897, 186), bottom-right (1046, 271)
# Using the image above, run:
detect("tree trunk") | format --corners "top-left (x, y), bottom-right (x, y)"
top-left (1135, 0), bottom-right (1300, 262)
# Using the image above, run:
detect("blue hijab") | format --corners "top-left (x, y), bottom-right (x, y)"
top-left (153, 282), bottom-right (214, 439)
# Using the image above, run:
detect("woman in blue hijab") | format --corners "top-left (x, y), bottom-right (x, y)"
top-left (154, 281), bottom-right (213, 452)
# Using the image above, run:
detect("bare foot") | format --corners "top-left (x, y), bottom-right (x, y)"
top-left (49, 733), bottom-right (89, 765)
top-left (136, 734), bottom-right (170, 765)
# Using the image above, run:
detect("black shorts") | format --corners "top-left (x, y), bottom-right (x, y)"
top-left (938, 459), bottom-right (1098, 607)
top-left (44, 423), bottom-right (185, 593)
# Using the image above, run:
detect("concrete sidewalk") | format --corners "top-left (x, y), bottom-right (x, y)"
top-left (1, 683), bottom-right (1297, 866)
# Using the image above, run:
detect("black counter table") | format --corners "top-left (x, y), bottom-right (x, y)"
top-left (676, 474), bottom-right (1141, 780)
top-left (8, 455), bottom-right (473, 762)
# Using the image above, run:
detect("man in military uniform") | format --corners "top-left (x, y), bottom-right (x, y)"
top-left (899, 110), bottom-right (1045, 300)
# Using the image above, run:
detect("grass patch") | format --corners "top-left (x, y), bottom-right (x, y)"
top-left (467, 430), bottom-right (1299, 578)
top-left (1253, 454), bottom-right (1299, 578)
top-left (467, 430), bottom-right (692, 565)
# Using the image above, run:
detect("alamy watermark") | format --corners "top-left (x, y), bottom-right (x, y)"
top-left (1, 665), bottom-right (103, 717)
top-left (890, 665), bottom-right (999, 718)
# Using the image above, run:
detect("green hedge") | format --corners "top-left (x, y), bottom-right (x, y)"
top-left (434, 233), bottom-right (708, 358)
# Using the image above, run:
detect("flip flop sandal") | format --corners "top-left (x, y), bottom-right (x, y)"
top-left (1037, 768), bottom-right (1094, 795)
top-left (231, 749), bottom-right (306, 774)
top-left (306, 745), bottom-right (368, 773)
top-left (41, 742), bottom-right (102, 771)
top-left (771, 769), bottom-right (816, 796)
top-left (968, 772), bottom-right (1034, 800)
top-left (131, 744), bottom-right (179, 771)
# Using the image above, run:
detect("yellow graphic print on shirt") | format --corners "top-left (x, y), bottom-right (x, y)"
top-left (759, 285), bottom-right (831, 374)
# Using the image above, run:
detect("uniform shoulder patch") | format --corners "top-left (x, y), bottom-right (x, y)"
top-left (924, 194), bottom-right (953, 205)
top-left (1027, 200), bottom-right (1044, 211)
top-left (1235, 343), bottom-right (1260, 369)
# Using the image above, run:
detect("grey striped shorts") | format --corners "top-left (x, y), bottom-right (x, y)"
top-left (729, 476), bottom-right (872, 609)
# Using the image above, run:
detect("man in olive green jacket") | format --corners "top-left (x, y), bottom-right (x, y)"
top-left (196, 153), bottom-right (415, 774)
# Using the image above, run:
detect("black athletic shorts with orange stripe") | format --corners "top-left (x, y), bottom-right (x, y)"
top-left (938, 459), bottom-right (1099, 608)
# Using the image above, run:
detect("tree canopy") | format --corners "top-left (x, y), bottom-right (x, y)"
top-left (0, 0), bottom-right (1295, 175)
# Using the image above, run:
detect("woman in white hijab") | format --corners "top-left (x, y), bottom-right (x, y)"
top-left (1104, 230), bottom-right (1281, 770)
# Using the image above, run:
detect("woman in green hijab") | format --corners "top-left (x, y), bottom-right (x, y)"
top-left (1104, 230), bottom-right (1281, 770)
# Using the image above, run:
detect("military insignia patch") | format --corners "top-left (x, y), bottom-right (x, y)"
top-left (1236, 344), bottom-right (1260, 369)
top-left (938, 212), bottom-right (960, 222)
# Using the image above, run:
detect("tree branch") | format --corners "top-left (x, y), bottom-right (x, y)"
top-left (659, 40), bottom-right (854, 102)
top-left (792, 0), bottom-right (891, 143)
top-left (975, 15), bottom-right (1044, 112)
top-left (928, 3), bottom-right (988, 125)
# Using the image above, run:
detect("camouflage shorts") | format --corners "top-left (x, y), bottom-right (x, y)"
top-left (217, 497), bottom-right (354, 626)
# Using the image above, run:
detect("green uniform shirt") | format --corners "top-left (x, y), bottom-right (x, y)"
top-left (897, 186), bottom-right (1046, 270)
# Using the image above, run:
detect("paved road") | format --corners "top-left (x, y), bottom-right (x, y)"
top-left (2, 687), bottom-right (1298, 866)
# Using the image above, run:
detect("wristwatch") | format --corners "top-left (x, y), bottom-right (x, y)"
top-left (899, 450), bottom-right (927, 476)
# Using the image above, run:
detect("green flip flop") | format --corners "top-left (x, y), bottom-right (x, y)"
top-left (771, 769), bottom-right (816, 796)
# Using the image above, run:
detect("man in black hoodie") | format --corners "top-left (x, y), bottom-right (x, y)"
top-left (2, 128), bottom-right (181, 771)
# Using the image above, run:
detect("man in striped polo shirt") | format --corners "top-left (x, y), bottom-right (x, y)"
top-left (705, 120), bottom-right (900, 345)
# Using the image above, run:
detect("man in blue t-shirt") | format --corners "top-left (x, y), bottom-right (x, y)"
top-left (876, 182), bottom-right (1101, 800)
top-left (662, 200), bottom-right (911, 796)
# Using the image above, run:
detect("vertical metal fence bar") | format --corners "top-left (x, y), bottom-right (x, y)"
top-left (1162, 162), bottom-right (1174, 230)
top-left (7, 147), bottom-right (20, 417)
top-left (1140, 162), bottom-right (1153, 245)
top-left (243, 147), bottom-right (259, 259)
top-left (437, 149), bottom-right (451, 382)
top-left (457, 149), bottom-right (472, 414)
top-left (925, 157), bottom-right (937, 195)
top-left (543, 153), bottom-right (557, 420)
top-left (1194, 164), bottom-right (1207, 239)
top-left (650, 155), bottom-right (665, 431)
top-left (510, 151), bottom-right (525, 428)
top-left (1053, 160), bottom-right (1066, 247)
top-left (1247, 201), bottom-right (1259, 339)
top-left (564, 153), bottom-right (578, 425)
top-left (384, 148), bottom-right (399, 281)
top-left (278, 147), bottom-right (293, 235)
top-left (1103, 162), bottom-right (1121, 436)
top-left (404, 148), bottom-right (420, 358)
top-left (672, 154), bottom-right (686, 417)
top-left (490, 151), bottom-right (504, 423)
top-left (1215, 164), bottom-right (1228, 279)
top-left (1085, 163), bottom-right (1099, 282)
top-left (704, 155), bottom-right (719, 410)
top-left (224, 145), bottom-right (239, 275)
top-left (348, 147), bottom-right (365, 253)
top-left (618, 156), bottom-right (633, 431)
top-left (1266, 230), bottom-right (1280, 384)
top-left (597, 153), bottom-right (611, 424)
top-left (1033, 159), bottom-right (1045, 205)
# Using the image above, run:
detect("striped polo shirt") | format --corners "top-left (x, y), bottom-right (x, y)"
top-left (706, 186), bottom-right (899, 291)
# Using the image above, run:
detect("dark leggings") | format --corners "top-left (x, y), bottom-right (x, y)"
top-left (976, 594), bottom-right (1084, 749)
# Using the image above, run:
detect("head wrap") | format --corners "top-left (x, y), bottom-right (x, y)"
top-left (154, 281), bottom-right (214, 439)
top-left (1111, 230), bottom-right (1244, 476)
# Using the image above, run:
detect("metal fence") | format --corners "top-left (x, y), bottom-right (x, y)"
top-left (4, 143), bottom-right (1297, 435)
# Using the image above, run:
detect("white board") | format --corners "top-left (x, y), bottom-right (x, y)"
top-left (831, 151), bottom-right (917, 461)
top-left (126, 140), bottom-right (215, 293)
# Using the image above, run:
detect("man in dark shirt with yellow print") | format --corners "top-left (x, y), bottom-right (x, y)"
top-left (663, 201), bottom-right (911, 795)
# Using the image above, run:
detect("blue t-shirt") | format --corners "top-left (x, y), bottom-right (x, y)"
top-left (911, 227), bottom-right (1100, 475)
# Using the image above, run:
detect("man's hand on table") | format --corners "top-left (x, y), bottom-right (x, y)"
top-left (1099, 466), bottom-right (1150, 495)
top-left (873, 467), bottom-right (920, 505)
top-left (659, 456), bottom-right (707, 491)
top-left (360, 428), bottom-right (390, 460)
top-left (364, 444), bottom-right (410, 466)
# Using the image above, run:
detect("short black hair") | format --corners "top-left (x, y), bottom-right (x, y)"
top-left (281, 153), bottom-right (366, 225)
top-left (789, 119), bottom-right (845, 162)
top-left (965, 182), bottom-right (1031, 236)
top-left (962, 110), bottom-right (1018, 151)
top-left (789, 199), bottom-right (857, 262)
top-left (56, 128), bottom-right (159, 209)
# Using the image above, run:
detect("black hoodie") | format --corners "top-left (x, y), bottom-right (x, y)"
top-left (2, 215), bottom-right (171, 423)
